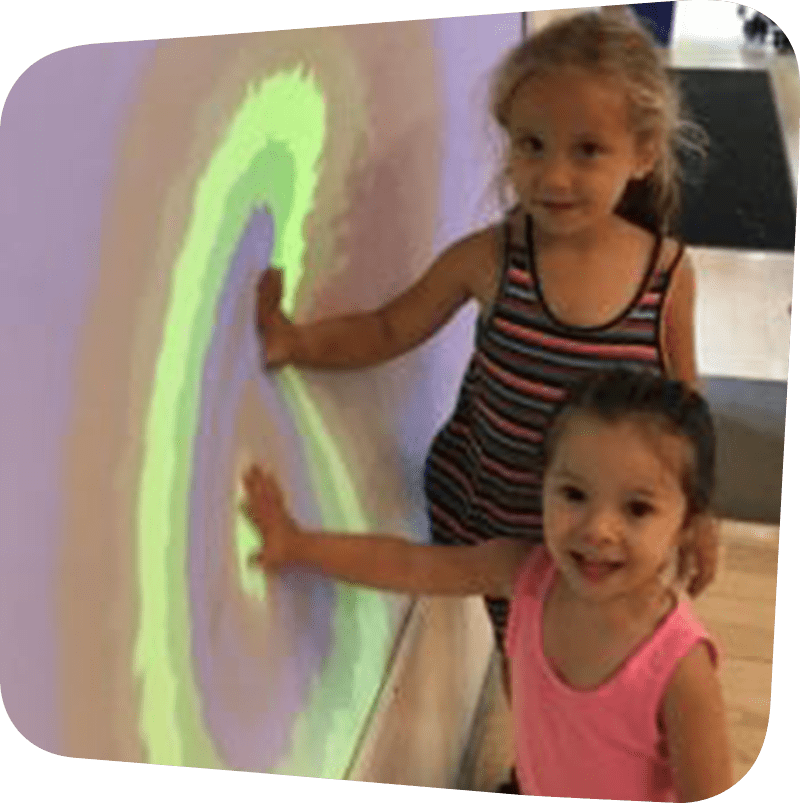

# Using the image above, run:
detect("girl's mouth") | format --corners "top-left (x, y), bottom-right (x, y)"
top-left (541, 200), bottom-right (578, 212)
top-left (569, 551), bottom-right (625, 583)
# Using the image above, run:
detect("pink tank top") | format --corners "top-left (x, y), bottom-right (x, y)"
top-left (505, 546), bottom-right (718, 801)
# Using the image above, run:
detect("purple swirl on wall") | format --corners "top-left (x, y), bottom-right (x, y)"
top-left (188, 208), bottom-right (334, 770)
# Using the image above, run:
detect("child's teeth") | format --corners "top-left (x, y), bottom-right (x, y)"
top-left (574, 553), bottom-right (622, 580)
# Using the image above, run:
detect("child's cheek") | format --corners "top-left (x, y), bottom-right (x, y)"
top-left (541, 504), bottom-right (563, 550)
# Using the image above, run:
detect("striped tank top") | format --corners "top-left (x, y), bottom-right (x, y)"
top-left (424, 210), bottom-right (684, 551)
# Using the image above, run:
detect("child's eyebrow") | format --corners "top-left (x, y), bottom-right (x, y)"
top-left (510, 127), bottom-right (541, 138)
top-left (549, 469), bottom-right (584, 482)
top-left (628, 488), bottom-right (658, 499)
top-left (574, 132), bottom-right (604, 143)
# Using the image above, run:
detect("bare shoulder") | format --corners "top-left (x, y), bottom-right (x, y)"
top-left (664, 640), bottom-right (717, 699)
top-left (660, 235), bottom-right (692, 275)
top-left (659, 237), bottom-right (698, 384)
top-left (660, 641), bottom-right (732, 802)
top-left (438, 223), bottom-right (503, 305)
top-left (661, 238), bottom-right (696, 312)
top-left (660, 639), bottom-right (725, 752)
top-left (372, 220), bottom-right (506, 353)
top-left (612, 217), bottom-right (661, 269)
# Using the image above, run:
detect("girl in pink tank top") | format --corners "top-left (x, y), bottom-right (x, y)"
top-left (243, 368), bottom-right (732, 801)
top-left (501, 368), bottom-right (732, 801)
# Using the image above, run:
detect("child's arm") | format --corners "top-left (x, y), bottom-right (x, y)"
top-left (661, 248), bottom-right (699, 388)
top-left (256, 227), bottom-right (498, 369)
top-left (660, 642), bottom-right (733, 803)
top-left (241, 465), bottom-right (532, 598)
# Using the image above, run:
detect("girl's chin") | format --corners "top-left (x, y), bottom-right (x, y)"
top-left (529, 209), bottom-right (601, 239)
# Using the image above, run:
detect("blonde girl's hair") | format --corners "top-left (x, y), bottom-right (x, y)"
top-left (490, 7), bottom-right (707, 231)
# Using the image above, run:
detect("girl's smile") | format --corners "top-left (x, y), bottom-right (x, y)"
top-left (568, 551), bottom-right (627, 584)
top-left (540, 199), bottom-right (581, 215)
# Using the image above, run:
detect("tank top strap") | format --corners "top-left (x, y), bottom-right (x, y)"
top-left (617, 229), bottom-right (663, 311)
top-left (626, 597), bottom-right (719, 743)
top-left (645, 237), bottom-right (686, 298)
top-left (475, 208), bottom-right (523, 338)
top-left (496, 212), bottom-right (680, 333)
top-left (504, 205), bottom-right (531, 269)
top-left (482, 206), bottom-right (531, 319)
top-left (524, 221), bottom-right (667, 334)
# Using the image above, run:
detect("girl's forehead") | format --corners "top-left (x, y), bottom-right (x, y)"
top-left (549, 413), bottom-right (689, 487)
top-left (507, 67), bottom-right (632, 132)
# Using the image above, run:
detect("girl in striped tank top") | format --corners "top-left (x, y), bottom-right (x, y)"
top-left (255, 10), bottom-right (720, 791)
top-left (426, 204), bottom-right (694, 646)
top-left (257, 10), bottom-right (716, 651)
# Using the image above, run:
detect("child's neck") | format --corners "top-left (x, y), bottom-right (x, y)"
top-left (554, 572), bottom-right (676, 636)
top-left (533, 213), bottom-right (626, 255)
top-left (531, 214), bottom-right (655, 329)
top-left (543, 572), bottom-right (678, 692)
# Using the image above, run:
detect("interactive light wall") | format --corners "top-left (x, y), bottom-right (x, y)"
top-left (0, 15), bottom-right (520, 778)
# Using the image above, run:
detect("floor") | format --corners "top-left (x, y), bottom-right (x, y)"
top-left (644, 23), bottom-right (792, 777)
top-left (692, 521), bottom-right (779, 785)
top-left (668, 1), bottom-right (797, 384)
top-left (460, 2), bottom-right (794, 794)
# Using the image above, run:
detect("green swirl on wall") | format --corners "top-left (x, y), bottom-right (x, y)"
top-left (133, 65), bottom-right (392, 777)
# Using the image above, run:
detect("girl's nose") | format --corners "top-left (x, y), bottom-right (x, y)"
top-left (579, 507), bottom-right (620, 546)
top-left (539, 153), bottom-right (574, 192)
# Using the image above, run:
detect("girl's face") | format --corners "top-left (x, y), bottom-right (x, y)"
top-left (542, 412), bottom-right (691, 605)
top-left (504, 67), bottom-right (656, 239)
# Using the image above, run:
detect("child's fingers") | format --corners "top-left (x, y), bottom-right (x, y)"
top-left (244, 468), bottom-right (283, 506)
top-left (249, 549), bottom-right (286, 572)
top-left (261, 473), bottom-right (283, 501)
top-left (242, 465), bottom-right (268, 494)
top-left (239, 498), bottom-right (265, 530)
top-left (241, 467), bottom-right (288, 527)
top-left (256, 268), bottom-right (283, 319)
top-left (270, 267), bottom-right (283, 301)
top-left (242, 463), bottom-right (262, 481)
top-left (243, 466), bottom-right (282, 499)
top-left (256, 267), bottom-right (280, 297)
top-left (263, 266), bottom-right (283, 294)
top-left (245, 464), bottom-right (269, 481)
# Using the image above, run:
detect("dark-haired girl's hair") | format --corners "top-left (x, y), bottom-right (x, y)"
top-left (543, 368), bottom-right (716, 518)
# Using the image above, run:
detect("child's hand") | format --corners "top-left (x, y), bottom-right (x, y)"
top-left (255, 268), bottom-right (296, 368)
top-left (241, 465), bottom-right (302, 571)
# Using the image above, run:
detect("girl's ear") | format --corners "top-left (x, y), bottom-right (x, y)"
top-left (633, 135), bottom-right (660, 180)
top-left (676, 514), bottom-right (720, 597)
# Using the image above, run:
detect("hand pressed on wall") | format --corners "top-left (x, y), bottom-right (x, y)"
top-left (255, 267), bottom-right (296, 369)
top-left (241, 465), bottom-right (301, 571)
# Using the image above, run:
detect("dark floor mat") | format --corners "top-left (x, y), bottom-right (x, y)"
top-left (618, 68), bottom-right (797, 251)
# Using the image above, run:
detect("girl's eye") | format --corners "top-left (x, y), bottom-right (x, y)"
top-left (516, 136), bottom-right (543, 154)
top-left (627, 500), bottom-right (655, 518)
top-left (577, 141), bottom-right (603, 158)
top-left (560, 485), bottom-right (585, 503)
